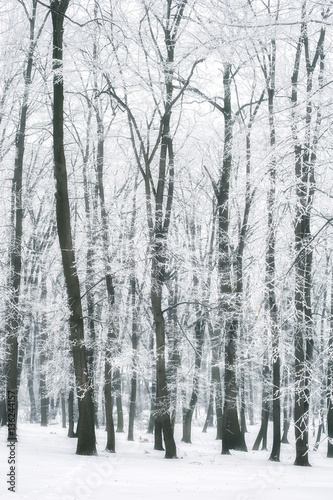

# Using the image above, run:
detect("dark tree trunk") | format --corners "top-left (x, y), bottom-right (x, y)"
top-left (147, 332), bottom-right (156, 435)
top-left (212, 350), bottom-right (223, 440)
top-left (51, 0), bottom-right (96, 456)
top-left (39, 276), bottom-right (48, 427)
top-left (328, 264), bottom-right (333, 458)
top-left (240, 380), bottom-right (248, 435)
top-left (82, 111), bottom-right (99, 431)
top-left (94, 53), bottom-right (117, 448)
top-left (26, 351), bottom-right (37, 423)
top-left (5, 0), bottom-right (39, 443)
top-left (113, 369), bottom-right (124, 433)
top-left (147, 412), bottom-right (155, 435)
top-left (61, 393), bottom-right (66, 429)
top-left (128, 272), bottom-right (138, 441)
top-left (266, 75), bottom-right (281, 462)
top-left (281, 367), bottom-right (291, 444)
top-left (0, 400), bottom-right (7, 426)
top-left (107, 0), bottom-right (194, 459)
top-left (148, 377), bottom-right (156, 435)
top-left (152, 281), bottom-right (177, 458)
top-left (104, 275), bottom-right (117, 452)
top-left (291, 11), bottom-right (325, 466)
top-left (166, 280), bottom-right (181, 432)
top-left (328, 397), bottom-right (333, 458)
top-left (208, 321), bottom-right (223, 440)
top-left (128, 367), bottom-right (137, 441)
top-left (222, 319), bottom-right (246, 453)
top-left (210, 64), bottom-right (246, 455)
top-left (40, 395), bottom-right (49, 427)
top-left (154, 420), bottom-right (164, 451)
top-left (248, 373), bottom-right (255, 427)
top-left (67, 387), bottom-right (76, 438)
top-left (105, 348), bottom-right (115, 453)
top-left (253, 360), bottom-right (270, 451)
top-left (252, 404), bottom-right (269, 451)
top-left (281, 415), bottom-right (291, 444)
top-left (182, 313), bottom-right (205, 444)
top-left (202, 386), bottom-right (214, 433)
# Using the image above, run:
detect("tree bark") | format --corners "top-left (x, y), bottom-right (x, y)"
top-left (51, 0), bottom-right (96, 455)
top-left (128, 274), bottom-right (138, 441)
top-left (182, 314), bottom-right (205, 443)
top-left (202, 387), bottom-right (214, 433)
top-left (67, 387), bottom-right (76, 438)
top-left (265, 40), bottom-right (281, 462)
top-left (105, 337), bottom-right (115, 453)
top-left (61, 393), bottom-right (67, 429)
top-left (253, 359), bottom-right (270, 451)
top-left (217, 64), bottom-right (246, 454)
top-left (328, 264), bottom-right (333, 458)
top-left (291, 7), bottom-right (325, 465)
top-left (5, 0), bottom-right (40, 443)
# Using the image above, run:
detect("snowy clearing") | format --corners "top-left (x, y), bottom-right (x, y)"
top-left (1, 422), bottom-right (333, 500)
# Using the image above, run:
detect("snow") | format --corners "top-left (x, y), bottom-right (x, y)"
top-left (1, 422), bottom-right (333, 499)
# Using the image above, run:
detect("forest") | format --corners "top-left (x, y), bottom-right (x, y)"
top-left (1, 0), bottom-right (333, 476)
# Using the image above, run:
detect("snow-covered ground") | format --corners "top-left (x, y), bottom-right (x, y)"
top-left (1, 421), bottom-right (333, 499)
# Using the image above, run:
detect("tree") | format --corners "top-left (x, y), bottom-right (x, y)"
top-left (328, 261), bottom-right (333, 458)
top-left (105, 0), bottom-right (202, 458)
top-left (51, 0), bottom-right (96, 456)
top-left (215, 64), bottom-right (247, 454)
top-left (5, 0), bottom-right (47, 441)
top-left (291, 0), bottom-right (327, 466)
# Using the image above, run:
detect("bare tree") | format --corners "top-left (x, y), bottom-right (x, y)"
top-left (291, 0), bottom-right (327, 466)
top-left (51, 0), bottom-right (96, 455)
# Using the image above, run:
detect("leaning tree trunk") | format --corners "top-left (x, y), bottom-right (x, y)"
top-left (253, 356), bottom-right (270, 451)
top-left (51, 0), bottom-right (96, 456)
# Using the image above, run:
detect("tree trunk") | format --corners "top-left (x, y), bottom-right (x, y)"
top-left (209, 327), bottom-right (223, 440)
top-left (51, 0), bottom-right (96, 455)
top-left (0, 400), bottom-right (7, 427)
top-left (61, 393), bottom-right (66, 429)
top-left (81, 106), bottom-right (99, 430)
top-left (182, 313), bottom-right (205, 444)
top-left (151, 277), bottom-right (177, 458)
top-left (67, 387), bottom-right (76, 438)
top-left (113, 369), bottom-right (124, 433)
top-left (105, 345), bottom-right (115, 453)
top-left (253, 360), bottom-right (270, 451)
top-left (26, 349), bottom-right (37, 423)
top-left (5, 0), bottom-right (39, 443)
top-left (281, 369), bottom-right (291, 444)
top-left (154, 420), bottom-right (164, 451)
top-left (202, 385), bottom-right (214, 433)
top-left (218, 65), bottom-right (246, 454)
top-left (265, 52), bottom-right (281, 461)
top-left (291, 10), bottom-right (325, 466)
top-left (328, 264), bottom-right (333, 458)
top-left (128, 273), bottom-right (138, 441)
